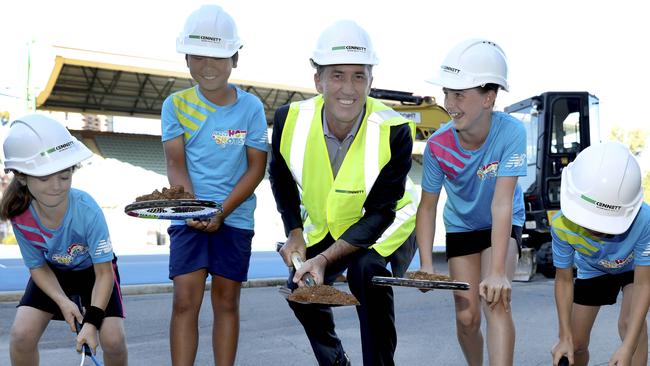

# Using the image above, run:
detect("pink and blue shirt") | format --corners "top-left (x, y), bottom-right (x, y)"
top-left (421, 111), bottom-right (527, 232)
top-left (12, 189), bottom-right (114, 270)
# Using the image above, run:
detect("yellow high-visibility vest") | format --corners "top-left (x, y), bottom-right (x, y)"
top-left (279, 95), bottom-right (417, 257)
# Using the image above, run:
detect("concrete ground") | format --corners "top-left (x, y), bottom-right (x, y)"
top-left (1, 270), bottom-right (647, 365)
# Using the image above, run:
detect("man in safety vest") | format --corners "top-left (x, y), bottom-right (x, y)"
top-left (269, 20), bottom-right (418, 366)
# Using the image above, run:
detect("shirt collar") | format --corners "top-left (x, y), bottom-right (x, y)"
top-left (322, 106), bottom-right (366, 141)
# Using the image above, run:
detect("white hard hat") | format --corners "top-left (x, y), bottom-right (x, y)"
top-left (427, 39), bottom-right (509, 91)
top-left (3, 114), bottom-right (93, 177)
top-left (176, 5), bottom-right (242, 58)
top-left (311, 20), bottom-right (379, 66)
top-left (560, 141), bottom-right (643, 235)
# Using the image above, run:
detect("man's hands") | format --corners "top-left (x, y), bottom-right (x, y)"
top-left (279, 229), bottom-right (307, 268)
top-left (293, 254), bottom-right (327, 287)
top-left (278, 230), bottom-right (324, 285)
top-left (479, 273), bottom-right (512, 312)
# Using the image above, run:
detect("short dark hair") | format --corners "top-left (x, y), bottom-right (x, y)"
top-left (477, 83), bottom-right (500, 94)
top-left (185, 52), bottom-right (239, 64)
top-left (311, 61), bottom-right (373, 77)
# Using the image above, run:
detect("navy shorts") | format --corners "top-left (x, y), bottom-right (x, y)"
top-left (574, 271), bottom-right (634, 306)
top-left (18, 256), bottom-right (125, 320)
top-left (168, 223), bottom-right (254, 282)
top-left (445, 226), bottom-right (523, 259)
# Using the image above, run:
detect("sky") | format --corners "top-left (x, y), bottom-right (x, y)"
top-left (0, 0), bottom-right (648, 140)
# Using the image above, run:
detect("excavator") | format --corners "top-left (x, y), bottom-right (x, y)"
top-left (370, 88), bottom-right (600, 280)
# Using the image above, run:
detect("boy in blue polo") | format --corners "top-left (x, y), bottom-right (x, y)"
top-left (162, 4), bottom-right (268, 365)
top-left (551, 141), bottom-right (649, 366)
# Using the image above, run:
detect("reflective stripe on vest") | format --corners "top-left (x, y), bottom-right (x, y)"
top-left (279, 96), bottom-right (417, 257)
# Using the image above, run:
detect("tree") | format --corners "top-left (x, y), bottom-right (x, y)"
top-left (627, 129), bottom-right (649, 156)
top-left (609, 126), bottom-right (648, 156)
top-left (609, 126), bottom-right (649, 203)
top-left (642, 172), bottom-right (650, 204)
top-left (610, 125), bottom-right (625, 144)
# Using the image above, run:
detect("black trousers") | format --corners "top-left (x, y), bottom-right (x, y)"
top-left (287, 232), bottom-right (416, 366)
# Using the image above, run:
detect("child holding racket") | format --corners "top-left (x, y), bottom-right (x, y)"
top-left (415, 39), bottom-right (526, 366)
top-left (551, 141), bottom-right (649, 366)
top-left (1, 114), bottom-right (128, 365)
top-left (162, 4), bottom-right (268, 365)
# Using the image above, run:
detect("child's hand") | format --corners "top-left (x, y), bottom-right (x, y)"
top-left (418, 265), bottom-right (435, 293)
top-left (76, 323), bottom-right (99, 355)
top-left (551, 338), bottom-right (574, 365)
top-left (479, 274), bottom-right (511, 312)
top-left (608, 344), bottom-right (633, 366)
top-left (186, 213), bottom-right (223, 232)
top-left (60, 298), bottom-right (83, 333)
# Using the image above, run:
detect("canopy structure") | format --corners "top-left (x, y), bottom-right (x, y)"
top-left (36, 46), bottom-right (317, 122)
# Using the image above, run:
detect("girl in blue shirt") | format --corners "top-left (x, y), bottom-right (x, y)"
top-left (1, 114), bottom-right (128, 365)
top-left (417, 39), bottom-right (526, 366)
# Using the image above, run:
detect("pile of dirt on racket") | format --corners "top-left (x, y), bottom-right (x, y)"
top-left (406, 271), bottom-right (452, 282)
top-left (135, 185), bottom-right (194, 202)
top-left (288, 285), bottom-right (360, 306)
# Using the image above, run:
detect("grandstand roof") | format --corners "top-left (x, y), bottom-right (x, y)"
top-left (36, 46), bottom-right (318, 122)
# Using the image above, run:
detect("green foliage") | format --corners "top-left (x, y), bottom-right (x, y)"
top-left (609, 125), bottom-right (649, 203)
top-left (609, 126), bottom-right (648, 156)
top-left (643, 172), bottom-right (650, 204)
top-left (610, 125), bottom-right (625, 143)
top-left (627, 129), bottom-right (649, 156)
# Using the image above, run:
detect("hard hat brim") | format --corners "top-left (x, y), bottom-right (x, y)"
top-left (176, 43), bottom-right (241, 59)
top-left (426, 73), bottom-right (509, 92)
top-left (5, 140), bottom-right (93, 177)
top-left (426, 73), bottom-right (477, 91)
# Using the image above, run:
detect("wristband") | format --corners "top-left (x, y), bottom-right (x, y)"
top-left (82, 306), bottom-right (105, 329)
top-left (318, 253), bottom-right (330, 266)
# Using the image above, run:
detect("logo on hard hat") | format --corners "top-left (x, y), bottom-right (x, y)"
top-left (332, 45), bottom-right (367, 53)
top-left (441, 65), bottom-right (461, 74)
top-left (580, 194), bottom-right (622, 211)
top-left (40, 141), bottom-right (75, 156)
top-left (189, 35), bottom-right (222, 44)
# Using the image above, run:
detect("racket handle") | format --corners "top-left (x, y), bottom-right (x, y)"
top-left (69, 295), bottom-right (93, 356)
top-left (291, 253), bottom-right (316, 287)
top-left (558, 356), bottom-right (569, 366)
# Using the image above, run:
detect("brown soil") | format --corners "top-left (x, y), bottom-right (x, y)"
top-left (406, 271), bottom-right (452, 282)
top-left (135, 185), bottom-right (194, 202)
top-left (288, 285), bottom-right (360, 306)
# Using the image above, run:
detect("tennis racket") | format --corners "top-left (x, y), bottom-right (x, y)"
top-left (124, 199), bottom-right (223, 220)
top-left (372, 276), bottom-right (470, 290)
top-left (69, 295), bottom-right (102, 366)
